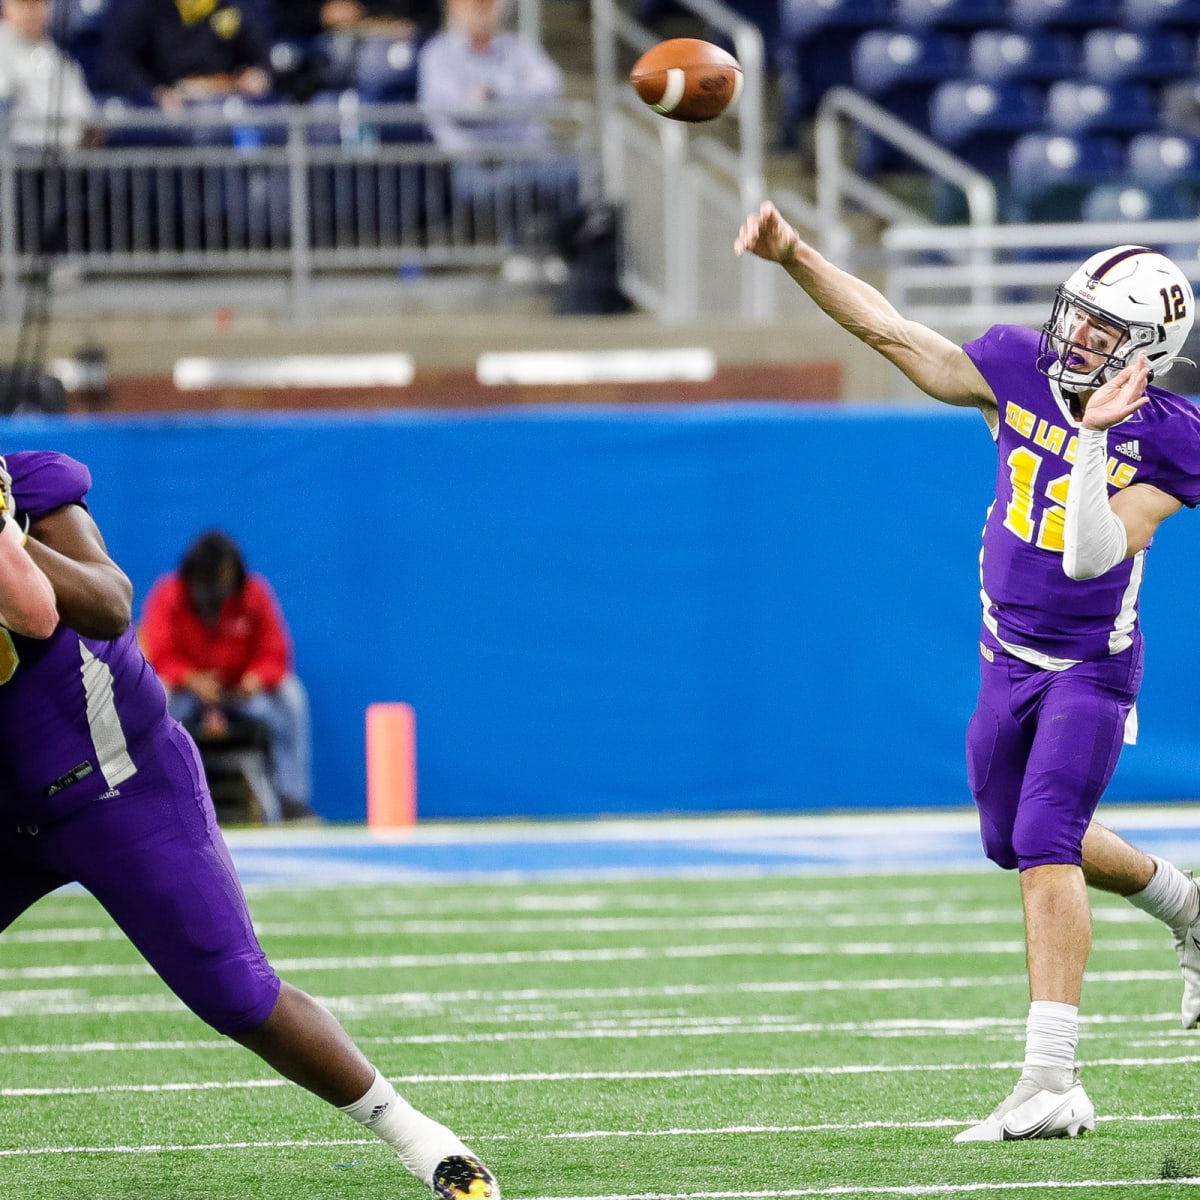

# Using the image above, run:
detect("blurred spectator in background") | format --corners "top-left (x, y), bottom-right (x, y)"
top-left (273, 0), bottom-right (439, 100)
top-left (275, 0), bottom-right (440, 41)
top-left (97, 0), bottom-right (272, 112)
top-left (418, 0), bottom-right (578, 244)
top-left (0, 0), bottom-right (99, 147)
top-left (140, 530), bottom-right (314, 821)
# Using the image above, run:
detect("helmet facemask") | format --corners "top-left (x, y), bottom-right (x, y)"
top-left (1038, 288), bottom-right (1160, 392)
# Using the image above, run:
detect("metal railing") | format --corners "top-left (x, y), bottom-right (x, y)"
top-left (813, 87), bottom-right (999, 303)
top-left (0, 99), bottom-right (600, 323)
top-left (883, 218), bottom-right (1200, 334)
top-left (591, 0), bottom-right (819, 322)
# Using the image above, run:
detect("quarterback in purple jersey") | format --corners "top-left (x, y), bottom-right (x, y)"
top-left (736, 205), bottom-right (1200, 1143)
top-left (0, 452), bottom-right (499, 1200)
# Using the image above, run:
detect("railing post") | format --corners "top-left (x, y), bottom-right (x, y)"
top-left (0, 110), bottom-right (17, 326)
top-left (287, 111), bottom-right (312, 324)
top-left (661, 121), bottom-right (689, 322)
top-left (591, 0), bottom-right (623, 202)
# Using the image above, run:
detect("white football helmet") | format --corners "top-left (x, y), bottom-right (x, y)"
top-left (1037, 244), bottom-right (1195, 391)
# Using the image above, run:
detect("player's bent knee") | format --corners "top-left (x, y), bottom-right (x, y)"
top-left (189, 964), bottom-right (282, 1037)
top-left (978, 821), bottom-right (1018, 871)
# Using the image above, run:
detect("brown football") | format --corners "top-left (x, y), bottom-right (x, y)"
top-left (629, 38), bottom-right (743, 123)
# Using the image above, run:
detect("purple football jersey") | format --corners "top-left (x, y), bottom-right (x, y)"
top-left (0, 451), bottom-right (171, 822)
top-left (963, 325), bottom-right (1200, 663)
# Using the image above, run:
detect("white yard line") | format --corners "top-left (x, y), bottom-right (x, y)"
top-left (0, 937), bottom-right (1168, 982)
top-left (3, 1010), bottom-right (1192, 1055)
top-left (0, 970), bottom-right (1183, 1019)
top-left (7, 1055), bottom-right (1200, 1097)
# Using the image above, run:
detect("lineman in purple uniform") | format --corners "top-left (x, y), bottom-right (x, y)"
top-left (0, 451), bottom-right (500, 1200)
top-left (735, 205), bottom-right (1200, 1142)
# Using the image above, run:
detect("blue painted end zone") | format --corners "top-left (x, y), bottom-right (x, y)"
top-left (224, 808), bottom-right (1200, 887)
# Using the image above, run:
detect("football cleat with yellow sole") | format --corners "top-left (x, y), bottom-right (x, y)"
top-left (431, 1154), bottom-right (500, 1200)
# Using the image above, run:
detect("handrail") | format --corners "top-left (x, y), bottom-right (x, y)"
top-left (814, 86), bottom-right (998, 297)
top-left (0, 99), bottom-right (602, 324)
top-left (591, 0), bottom-right (772, 319)
top-left (882, 217), bottom-right (1200, 333)
top-left (815, 86), bottom-right (998, 235)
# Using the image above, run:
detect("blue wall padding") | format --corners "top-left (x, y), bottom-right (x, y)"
top-left (7, 403), bottom-right (1198, 823)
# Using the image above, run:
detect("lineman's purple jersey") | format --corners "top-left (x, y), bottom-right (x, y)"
top-left (964, 325), bottom-right (1200, 663)
top-left (0, 451), bottom-right (171, 822)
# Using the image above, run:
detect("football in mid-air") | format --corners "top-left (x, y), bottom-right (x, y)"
top-left (629, 38), bottom-right (743, 123)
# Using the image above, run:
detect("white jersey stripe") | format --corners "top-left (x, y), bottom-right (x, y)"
top-left (1108, 547), bottom-right (1143, 656)
top-left (79, 643), bottom-right (136, 788)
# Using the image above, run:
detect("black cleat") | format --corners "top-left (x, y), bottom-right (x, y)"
top-left (431, 1154), bottom-right (499, 1200)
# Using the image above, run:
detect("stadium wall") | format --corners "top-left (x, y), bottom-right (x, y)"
top-left (11, 405), bottom-right (1200, 824)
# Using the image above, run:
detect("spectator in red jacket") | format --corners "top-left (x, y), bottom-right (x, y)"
top-left (141, 530), bottom-right (313, 821)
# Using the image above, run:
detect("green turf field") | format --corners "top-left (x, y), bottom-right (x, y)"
top-left (3, 868), bottom-right (1200, 1199)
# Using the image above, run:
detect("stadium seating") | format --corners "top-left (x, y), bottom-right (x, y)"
top-left (892, 0), bottom-right (1008, 30)
top-left (1008, 132), bottom-right (1128, 220)
top-left (851, 31), bottom-right (968, 170)
top-left (1044, 80), bottom-right (1160, 136)
top-left (851, 31), bottom-right (968, 98)
top-left (1080, 29), bottom-right (1194, 83)
top-left (1081, 181), bottom-right (1198, 220)
top-left (967, 30), bottom-right (1079, 82)
top-left (1121, 0), bottom-right (1200, 29)
top-left (777, 0), bottom-right (891, 128)
top-left (1127, 129), bottom-right (1200, 185)
top-left (929, 80), bottom-right (1045, 174)
top-left (1010, 0), bottom-right (1123, 29)
top-left (55, 0), bottom-right (115, 92)
top-left (352, 36), bottom-right (420, 103)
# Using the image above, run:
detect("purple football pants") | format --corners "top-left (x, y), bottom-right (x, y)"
top-left (965, 630), bottom-right (1143, 872)
top-left (0, 721), bottom-right (281, 1035)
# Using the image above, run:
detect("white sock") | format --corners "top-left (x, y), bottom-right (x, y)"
top-left (1127, 855), bottom-right (1200, 935)
top-left (1024, 999), bottom-right (1079, 1082)
top-left (339, 1068), bottom-right (470, 1184)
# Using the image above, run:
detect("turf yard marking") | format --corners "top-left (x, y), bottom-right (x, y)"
top-left (483, 1186), bottom-right (1200, 1198)
top-left (5, 1011), bottom-right (1190, 1055)
top-left (0, 937), bottom-right (1168, 982)
top-left (0, 969), bottom-right (1184, 1018)
top-left (8, 1055), bottom-right (1200, 1096)
top-left (3, 1113), bottom-right (1200, 1157)
top-left (4, 904), bottom-right (1156, 944)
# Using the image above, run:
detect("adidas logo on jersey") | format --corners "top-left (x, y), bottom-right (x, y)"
top-left (1114, 439), bottom-right (1142, 461)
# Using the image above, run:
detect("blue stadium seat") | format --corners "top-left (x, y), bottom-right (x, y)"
top-left (353, 36), bottom-right (420, 103)
top-left (851, 32), bottom-right (967, 171)
top-left (55, 0), bottom-right (117, 93)
top-left (851, 31), bottom-right (967, 96)
top-left (1081, 181), bottom-right (1198, 220)
top-left (777, 0), bottom-right (891, 128)
top-left (779, 0), bottom-right (891, 39)
top-left (1081, 29), bottom-right (1194, 83)
top-left (967, 30), bottom-right (1079, 82)
top-left (929, 80), bottom-right (1045, 173)
top-left (1121, 0), bottom-right (1200, 29)
top-left (1045, 80), bottom-right (1160, 135)
top-left (1011, 0), bottom-right (1122, 28)
top-left (1127, 130), bottom-right (1200, 183)
top-left (1008, 132), bottom-right (1128, 220)
top-left (893, 0), bottom-right (1007, 29)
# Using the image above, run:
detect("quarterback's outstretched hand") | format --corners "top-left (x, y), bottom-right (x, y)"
top-left (1082, 352), bottom-right (1151, 431)
top-left (734, 201), bottom-right (805, 266)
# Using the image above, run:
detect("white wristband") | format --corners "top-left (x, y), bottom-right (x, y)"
top-left (1063, 426), bottom-right (1128, 580)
